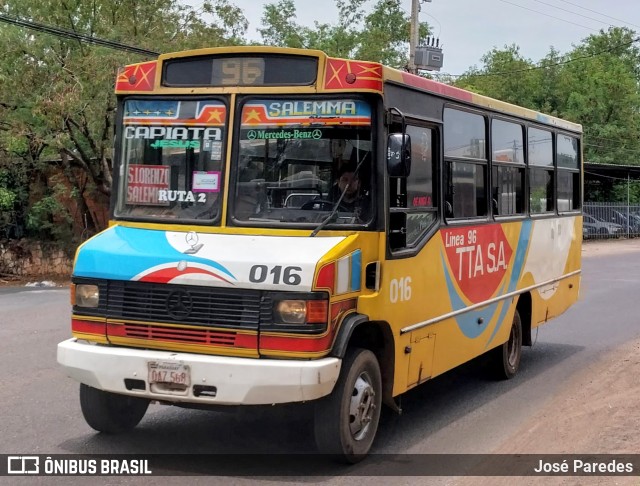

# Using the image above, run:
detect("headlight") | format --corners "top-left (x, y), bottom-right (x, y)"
top-left (274, 300), bottom-right (328, 325)
top-left (74, 284), bottom-right (100, 308)
top-left (275, 300), bottom-right (307, 324)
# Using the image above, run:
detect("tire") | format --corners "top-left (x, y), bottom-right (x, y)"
top-left (79, 384), bottom-right (150, 433)
top-left (314, 348), bottom-right (382, 463)
top-left (489, 309), bottom-right (523, 380)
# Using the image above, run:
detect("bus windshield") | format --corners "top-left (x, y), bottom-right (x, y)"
top-left (114, 99), bottom-right (227, 222)
top-left (231, 98), bottom-right (373, 226)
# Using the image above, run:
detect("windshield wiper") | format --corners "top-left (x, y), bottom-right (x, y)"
top-left (309, 186), bottom-right (350, 237)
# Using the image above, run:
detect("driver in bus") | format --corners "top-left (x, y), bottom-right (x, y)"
top-left (330, 161), bottom-right (370, 221)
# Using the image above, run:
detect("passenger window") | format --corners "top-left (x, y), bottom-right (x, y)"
top-left (444, 108), bottom-right (488, 219)
top-left (491, 120), bottom-right (524, 216)
top-left (528, 127), bottom-right (554, 214)
top-left (557, 134), bottom-right (580, 212)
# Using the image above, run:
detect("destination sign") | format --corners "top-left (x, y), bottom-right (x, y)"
top-left (241, 99), bottom-right (371, 127)
top-left (163, 55), bottom-right (318, 87)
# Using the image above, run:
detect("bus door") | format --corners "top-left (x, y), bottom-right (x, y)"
top-left (386, 120), bottom-right (441, 388)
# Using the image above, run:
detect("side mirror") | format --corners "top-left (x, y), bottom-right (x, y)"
top-left (387, 134), bottom-right (411, 177)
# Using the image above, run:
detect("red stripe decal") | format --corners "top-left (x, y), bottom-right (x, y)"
top-left (401, 73), bottom-right (474, 102)
top-left (72, 319), bottom-right (106, 336)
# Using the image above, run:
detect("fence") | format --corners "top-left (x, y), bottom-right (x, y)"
top-left (583, 202), bottom-right (640, 240)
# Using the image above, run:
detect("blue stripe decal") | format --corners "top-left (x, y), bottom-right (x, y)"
top-left (74, 226), bottom-right (235, 281)
top-left (441, 254), bottom-right (500, 339)
top-left (441, 220), bottom-right (533, 342)
top-left (484, 220), bottom-right (533, 348)
top-left (350, 250), bottom-right (362, 292)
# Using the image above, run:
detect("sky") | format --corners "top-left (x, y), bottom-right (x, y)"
top-left (211, 0), bottom-right (640, 76)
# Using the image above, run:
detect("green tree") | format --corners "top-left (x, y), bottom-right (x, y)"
top-left (455, 44), bottom-right (539, 108)
top-left (0, 0), bottom-right (248, 242)
top-left (560, 28), bottom-right (640, 165)
top-left (258, 0), bottom-right (427, 67)
top-left (455, 27), bottom-right (640, 167)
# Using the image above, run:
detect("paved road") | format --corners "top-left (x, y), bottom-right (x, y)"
top-left (1, 247), bottom-right (639, 483)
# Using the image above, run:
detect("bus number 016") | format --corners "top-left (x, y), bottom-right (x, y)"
top-left (390, 277), bottom-right (412, 303)
top-left (249, 265), bottom-right (302, 286)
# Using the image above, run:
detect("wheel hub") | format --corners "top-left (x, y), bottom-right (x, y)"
top-left (348, 371), bottom-right (376, 441)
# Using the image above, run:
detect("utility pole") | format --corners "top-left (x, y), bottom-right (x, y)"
top-left (408, 0), bottom-right (420, 74)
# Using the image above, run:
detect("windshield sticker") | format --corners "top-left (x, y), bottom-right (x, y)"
top-left (203, 140), bottom-right (223, 160)
top-left (192, 171), bottom-right (221, 193)
top-left (241, 100), bottom-right (371, 127)
top-left (124, 100), bottom-right (226, 127)
top-left (127, 164), bottom-right (170, 206)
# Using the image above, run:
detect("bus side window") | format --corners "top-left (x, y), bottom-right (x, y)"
top-left (443, 108), bottom-right (488, 219)
top-left (491, 119), bottom-right (525, 217)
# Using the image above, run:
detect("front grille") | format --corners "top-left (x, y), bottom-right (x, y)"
top-left (106, 281), bottom-right (264, 330)
top-left (123, 323), bottom-right (238, 346)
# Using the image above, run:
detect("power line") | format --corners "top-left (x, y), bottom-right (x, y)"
top-left (433, 9), bottom-right (639, 80)
top-left (553, 0), bottom-right (640, 31)
top-left (589, 134), bottom-right (640, 146)
top-left (585, 170), bottom-right (640, 181)
top-left (532, 0), bottom-right (616, 30)
top-left (497, 0), bottom-right (599, 32)
top-left (584, 143), bottom-right (640, 157)
top-left (443, 34), bottom-right (640, 78)
top-left (0, 14), bottom-right (158, 57)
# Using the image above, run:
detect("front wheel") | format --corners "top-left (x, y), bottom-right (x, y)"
top-left (314, 348), bottom-right (382, 463)
top-left (489, 309), bottom-right (523, 380)
top-left (79, 384), bottom-right (150, 433)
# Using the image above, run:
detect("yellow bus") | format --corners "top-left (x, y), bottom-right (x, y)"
top-left (57, 46), bottom-right (582, 462)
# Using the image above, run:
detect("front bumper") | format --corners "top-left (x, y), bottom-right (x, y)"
top-left (57, 338), bottom-right (341, 405)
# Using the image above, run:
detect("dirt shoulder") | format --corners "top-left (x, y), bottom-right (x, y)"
top-left (494, 338), bottom-right (640, 453)
top-left (456, 239), bottom-right (640, 485)
top-left (455, 337), bottom-right (640, 485)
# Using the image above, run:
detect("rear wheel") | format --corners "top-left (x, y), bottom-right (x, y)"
top-left (314, 348), bottom-right (382, 463)
top-left (489, 309), bottom-right (522, 380)
top-left (79, 384), bottom-right (150, 433)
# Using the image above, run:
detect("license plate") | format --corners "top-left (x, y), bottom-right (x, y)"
top-left (148, 361), bottom-right (191, 386)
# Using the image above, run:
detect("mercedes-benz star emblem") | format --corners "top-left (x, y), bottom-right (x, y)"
top-left (183, 231), bottom-right (204, 255)
top-left (166, 290), bottom-right (194, 320)
top-left (186, 231), bottom-right (198, 246)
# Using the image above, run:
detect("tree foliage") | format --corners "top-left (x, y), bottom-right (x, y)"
top-left (0, 0), bottom-right (248, 242)
top-left (455, 27), bottom-right (640, 167)
top-left (258, 0), bottom-right (428, 67)
top-left (2, 2), bottom-right (640, 248)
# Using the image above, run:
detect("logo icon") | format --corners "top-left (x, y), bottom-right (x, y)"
top-left (166, 290), bottom-right (194, 319)
top-left (183, 231), bottom-right (203, 255)
top-left (7, 456), bottom-right (39, 474)
top-left (442, 225), bottom-right (513, 303)
top-left (247, 130), bottom-right (257, 140)
top-left (312, 129), bottom-right (323, 140)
